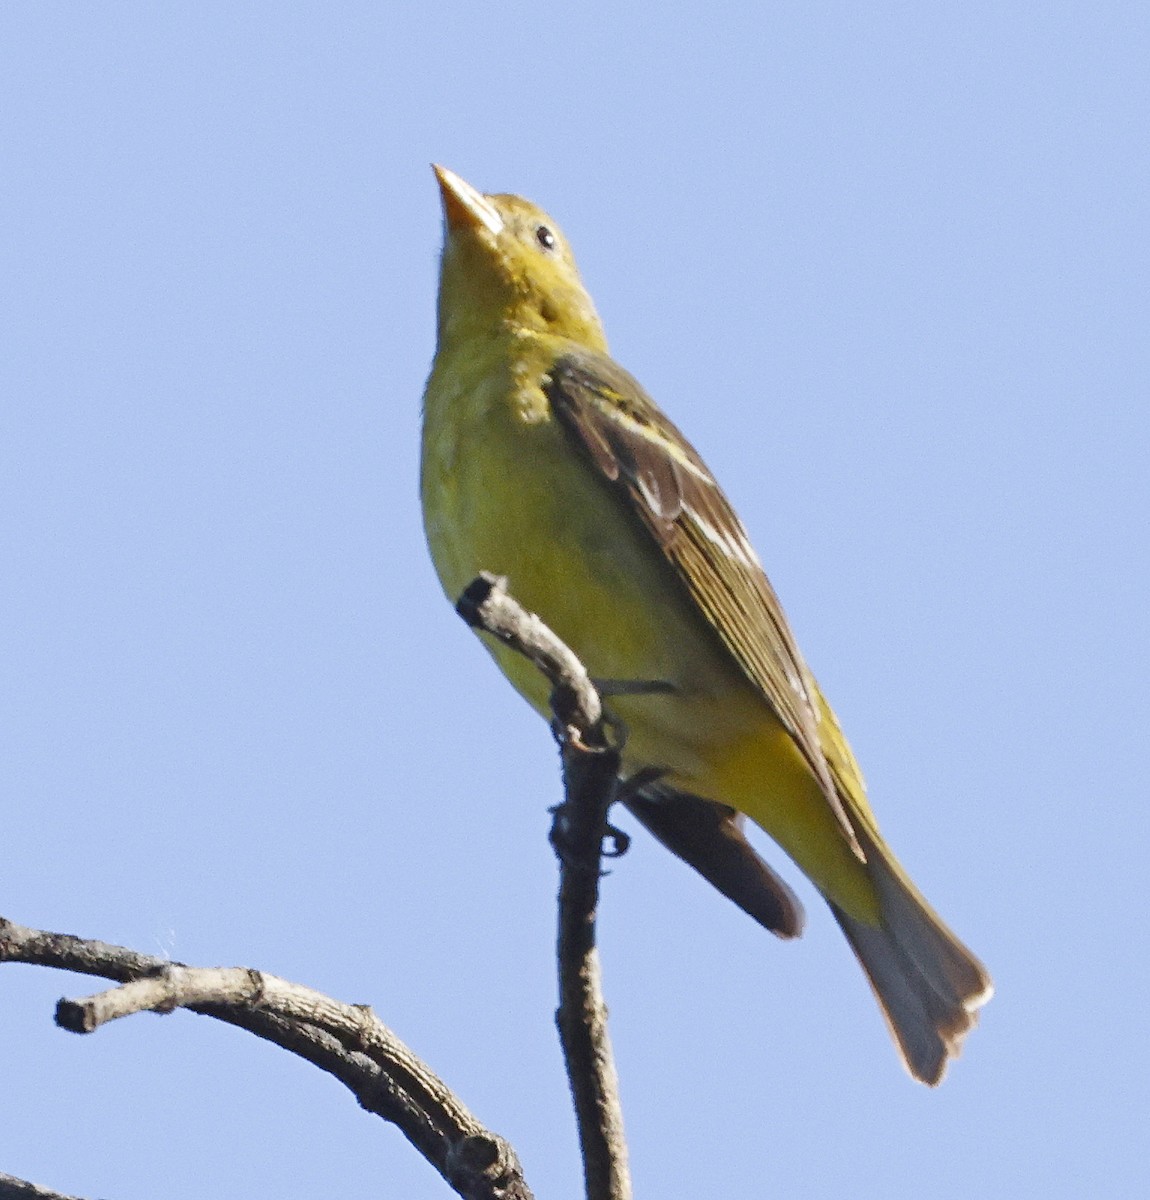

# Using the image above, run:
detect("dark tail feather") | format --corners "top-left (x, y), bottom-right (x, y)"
top-left (831, 822), bottom-right (993, 1085)
top-left (624, 785), bottom-right (805, 939)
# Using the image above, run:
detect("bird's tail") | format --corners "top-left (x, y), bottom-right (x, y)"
top-left (830, 820), bottom-right (993, 1085)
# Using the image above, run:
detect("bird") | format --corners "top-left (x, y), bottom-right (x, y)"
top-left (420, 165), bottom-right (992, 1085)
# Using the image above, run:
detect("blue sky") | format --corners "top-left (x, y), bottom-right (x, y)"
top-left (2, 3), bottom-right (1147, 1197)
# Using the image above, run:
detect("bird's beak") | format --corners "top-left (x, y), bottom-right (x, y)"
top-left (432, 165), bottom-right (504, 237)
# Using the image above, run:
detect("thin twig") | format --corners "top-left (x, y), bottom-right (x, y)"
top-left (552, 733), bottom-right (632, 1200)
top-left (456, 572), bottom-right (602, 735)
top-left (458, 574), bottom-right (632, 1200)
top-left (0, 917), bottom-right (532, 1200)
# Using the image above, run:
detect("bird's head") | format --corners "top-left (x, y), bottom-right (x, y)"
top-left (432, 165), bottom-right (606, 351)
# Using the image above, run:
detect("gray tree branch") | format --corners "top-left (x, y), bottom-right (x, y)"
top-left (3, 577), bottom-right (628, 1200)
top-left (0, 1173), bottom-right (86, 1200)
top-left (458, 573), bottom-right (632, 1200)
top-left (0, 918), bottom-right (532, 1200)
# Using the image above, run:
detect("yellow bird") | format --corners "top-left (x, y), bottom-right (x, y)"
top-left (421, 165), bottom-right (992, 1084)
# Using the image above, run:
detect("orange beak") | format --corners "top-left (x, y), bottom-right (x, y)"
top-left (432, 164), bottom-right (504, 236)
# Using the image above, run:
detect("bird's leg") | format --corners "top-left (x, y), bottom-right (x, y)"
top-left (550, 678), bottom-right (675, 865)
top-left (549, 797), bottom-right (632, 863)
top-left (550, 765), bottom-right (671, 864)
top-left (591, 677), bottom-right (677, 697)
top-left (590, 677), bottom-right (676, 764)
top-left (594, 679), bottom-right (676, 855)
top-left (613, 765), bottom-right (668, 806)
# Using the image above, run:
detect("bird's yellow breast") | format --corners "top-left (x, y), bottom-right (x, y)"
top-left (424, 338), bottom-right (754, 762)
top-left (421, 334), bottom-right (878, 921)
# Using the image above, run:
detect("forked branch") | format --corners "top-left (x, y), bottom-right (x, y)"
top-left (3, 577), bottom-right (626, 1200)
top-left (0, 917), bottom-right (531, 1200)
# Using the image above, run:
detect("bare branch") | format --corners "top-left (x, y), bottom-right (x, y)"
top-left (0, 917), bottom-right (533, 1200)
top-left (552, 733), bottom-right (632, 1200)
top-left (456, 572), bottom-right (602, 735)
top-left (458, 575), bottom-right (632, 1200)
top-left (3, 575), bottom-right (632, 1200)
top-left (0, 1174), bottom-right (87, 1200)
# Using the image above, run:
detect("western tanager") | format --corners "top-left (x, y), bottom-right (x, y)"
top-left (421, 165), bottom-right (991, 1084)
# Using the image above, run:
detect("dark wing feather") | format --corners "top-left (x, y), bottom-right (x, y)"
top-left (544, 349), bottom-right (860, 855)
top-left (622, 783), bottom-right (805, 938)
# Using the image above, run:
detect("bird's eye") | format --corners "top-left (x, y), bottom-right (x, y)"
top-left (535, 225), bottom-right (556, 251)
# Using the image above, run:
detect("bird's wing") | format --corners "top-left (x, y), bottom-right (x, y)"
top-left (622, 782), bottom-right (805, 938)
top-left (544, 348), bottom-right (861, 854)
